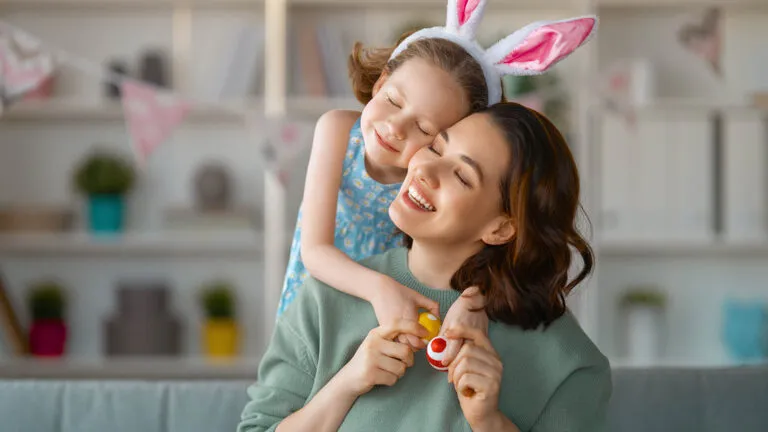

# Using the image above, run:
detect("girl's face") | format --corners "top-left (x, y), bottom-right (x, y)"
top-left (360, 58), bottom-right (470, 172)
top-left (389, 113), bottom-right (514, 250)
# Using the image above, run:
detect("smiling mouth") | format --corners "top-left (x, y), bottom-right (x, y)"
top-left (375, 131), bottom-right (400, 153)
top-left (406, 185), bottom-right (436, 212)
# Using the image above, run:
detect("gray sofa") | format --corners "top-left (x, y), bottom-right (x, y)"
top-left (1, 365), bottom-right (767, 432)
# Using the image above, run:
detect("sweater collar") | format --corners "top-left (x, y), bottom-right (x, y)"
top-left (389, 248), bottom-right (462, 317)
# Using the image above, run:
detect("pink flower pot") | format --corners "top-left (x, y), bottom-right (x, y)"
top-left (29, 320), bottom-right (67, 357)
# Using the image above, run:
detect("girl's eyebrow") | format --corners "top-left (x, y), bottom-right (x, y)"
top-left (440, 130), bottom-right (484, 184)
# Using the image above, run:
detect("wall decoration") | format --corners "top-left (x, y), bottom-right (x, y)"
top-left (677, 8), bottom-right (722, 76)
top-left (104, 280), bottom-right (183, 357)
top-left (200, 280), bottom-right (239, 358)
top-left (73, 149), bottom-right (136, 235)
top-left (27, 280), bottom-right (68, 357)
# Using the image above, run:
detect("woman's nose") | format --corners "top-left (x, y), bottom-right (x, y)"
top-left (415, 165), bottom-right (440, 189)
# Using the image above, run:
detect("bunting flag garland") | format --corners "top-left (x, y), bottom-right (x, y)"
top-left (0, 27), bottom-right (55, 111)
top-left (0, 19), bottom-right (313, 174)
top-left (257, 118), bottom-right (313, 186)
top-left (120, 79), bottom-right (190, 166)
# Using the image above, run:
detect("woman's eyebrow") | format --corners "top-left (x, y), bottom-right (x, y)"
top-left (460, 155), bottom-right (484, 185)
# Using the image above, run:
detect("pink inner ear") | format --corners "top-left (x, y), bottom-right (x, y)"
top-left (457, 0), bottom-right (480, 26)
top-left (499, 19), bottom-right (595, 71)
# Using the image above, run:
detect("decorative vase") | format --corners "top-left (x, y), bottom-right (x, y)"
top-left (203, 319), bottom-right (239, 358)
top-left (104, 280), bottom-right (183, 357)
top-left (625, 304), bottom-right (664, 363)
top-left (88, 194), bottom-right (124, 234)
top-left (29, 319), bottom-right (67, 357)
top-left (722, 300), bottom-right (768, 362)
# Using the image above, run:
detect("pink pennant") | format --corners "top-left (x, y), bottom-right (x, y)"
top-left (0, 36), bottom-right (54, 99)
top-left (120, 80), bottom-right (190, 165)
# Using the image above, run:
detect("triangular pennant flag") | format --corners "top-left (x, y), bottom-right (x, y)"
top-left (0, 29), bottom-right (55, 108)
top-left (120, 79), bottom-right (190, 165)
top-left (255, 118), bottom-right (313, 186)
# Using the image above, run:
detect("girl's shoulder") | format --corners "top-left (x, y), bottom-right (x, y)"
top-left (317, 109), bottom-right (361, 134)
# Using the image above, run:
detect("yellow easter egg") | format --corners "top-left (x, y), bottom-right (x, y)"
top-left (418, 312), bottom-right (442, 342)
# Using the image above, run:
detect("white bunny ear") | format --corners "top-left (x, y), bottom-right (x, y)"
top-left (485, 16), bottom-right (597, 75)
top-left (445, 0), bottom-right (488, 39)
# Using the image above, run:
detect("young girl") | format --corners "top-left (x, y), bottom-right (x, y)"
top-left (278, 0), bottom-right (596, 355)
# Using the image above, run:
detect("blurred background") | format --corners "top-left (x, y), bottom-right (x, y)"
top-left (0, 0), bottom-right (766, 380)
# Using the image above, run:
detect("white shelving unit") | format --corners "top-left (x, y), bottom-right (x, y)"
top-left (1, 97), bottom-right (361, 122)
top-left (4, 0), bottom-right (766, 374)
top-left (0, 0), bottom-right (599, 375)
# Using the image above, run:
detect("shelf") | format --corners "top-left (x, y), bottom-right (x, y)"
top-left (0, 356), bottom-right (260, 379)
top-left (609, 355), bottom-right (765, 369)
top-left (0, 0), bottom-right (264, 10)
top-left (0, 97), bottom-right (361, 123)
top-left (0, 0), bottom-right (578, 10)
top-left (598, 0), bottom-right (768, 10)
top-left (597, 239), bottom-right (768, 257)
top-left (0, 231), bottom-right (276, 258)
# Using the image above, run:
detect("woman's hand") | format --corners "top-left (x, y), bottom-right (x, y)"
top-left (337, 319), bottom-right (429, 398)
top-left (370, 275), bottom-right (440, 351)
top-left (439, 286), bottom-right (488, 365)
top-left (445, 325), bottom-right (512, 432)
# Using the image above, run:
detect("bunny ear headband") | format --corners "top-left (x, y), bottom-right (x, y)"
top-left (390, 0), bottom-right (598, 105)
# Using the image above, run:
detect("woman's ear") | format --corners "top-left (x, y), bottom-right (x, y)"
top-left (482, 217), bottom-right (515, 246)
top-left (372, 70), bottom-right (389, 97)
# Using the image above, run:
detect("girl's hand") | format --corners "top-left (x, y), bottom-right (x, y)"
top-left (337, 319), bottom-right (429, 397)
top-left (445, 326), bottom-right (504, 431)
top-left (370, 275), bottom-right (440, 351)
top-left (438, 286), bottom-right (488, 365)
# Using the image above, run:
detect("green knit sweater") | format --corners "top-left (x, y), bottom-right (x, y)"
top-left (239, 248), bottom-right (611, 432)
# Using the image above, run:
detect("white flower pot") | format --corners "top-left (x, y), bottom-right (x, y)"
top-left (625, 305), bottom-right (663, 363)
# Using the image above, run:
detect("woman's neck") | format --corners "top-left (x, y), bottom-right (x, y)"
top-left (407, 241), bottom-right (477, 290)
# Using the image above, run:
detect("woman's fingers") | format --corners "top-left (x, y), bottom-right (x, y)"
top-left (444, 325), bottom-right (496, 353)
top-left (449, 349), bottom-right (499, 383)
top-left (439, 338), bottom-right (464, 366)
top-left (455, 372), bottom-right (498, 398)
top-left (374, 318), bottom-right (429, 342)
top-left (377, 338), bottom-right (414, 367)
top-left (375, 353), bottom-right (409, 379)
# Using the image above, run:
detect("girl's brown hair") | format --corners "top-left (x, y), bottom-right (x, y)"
top-left (348, 33), bottom-right (489, 113)
top-left (405, 103), bottom-right (594, 330)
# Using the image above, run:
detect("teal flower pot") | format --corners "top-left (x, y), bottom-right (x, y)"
top-left (88, 194), bottom-right (125, 234)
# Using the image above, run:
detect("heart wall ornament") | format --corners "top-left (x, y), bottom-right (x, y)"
top-left (677, 7), bottom-right (722, 76)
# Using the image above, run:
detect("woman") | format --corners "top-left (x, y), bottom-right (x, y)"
top-left (238, 103), bottom-right (611, 432)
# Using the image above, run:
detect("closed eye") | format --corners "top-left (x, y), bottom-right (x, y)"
top-left (387, 95), bottom-right (401, 108)
top-left (455, 171), bottom-right (471, 188)
top-left (418, 125), bottom-right (432, 136)
top-left (428, 144), bottom-right (441, 155)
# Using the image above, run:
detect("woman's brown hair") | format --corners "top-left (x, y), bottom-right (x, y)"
top-left (406, 102), bottom-right (594, 330)
top-left (348, 33), bottom-right (488, 113)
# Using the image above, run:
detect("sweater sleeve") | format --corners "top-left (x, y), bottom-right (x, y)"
top-left (238, 280), bottom-right (321, 432)
top-left (531, 362), bottom-right (612, 432)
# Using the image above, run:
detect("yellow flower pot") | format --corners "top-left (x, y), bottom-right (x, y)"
top-left (203, 319), bottom-right (239, 358)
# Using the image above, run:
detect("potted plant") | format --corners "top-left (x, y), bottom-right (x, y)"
top-left (619, 286), bottom-right (666, 363)
top-left (200, 281), bottom-right (239, 358)
top-left (27, 280), bottom-right (67, 357)
top-left (73, 149), bottom-right (135, 234)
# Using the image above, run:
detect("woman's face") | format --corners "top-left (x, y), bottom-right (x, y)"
top-left (389, 113), bottom-right (513, 248)
top-left (360, 58), bottom-right (469, 171)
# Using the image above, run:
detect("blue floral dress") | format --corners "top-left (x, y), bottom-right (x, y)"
top-left (276, 118), bottom-right (404, 317)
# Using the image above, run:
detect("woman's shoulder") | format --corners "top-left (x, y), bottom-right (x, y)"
top-left (491, 310), bottom-right (609, 371)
